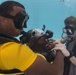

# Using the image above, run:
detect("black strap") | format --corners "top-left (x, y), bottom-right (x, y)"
top-left (0, 69), bottom-right (21, 74)
top-left (72, 45), bottom-right (76, 57)
top-left (0, 33), bottom-right (20, 43)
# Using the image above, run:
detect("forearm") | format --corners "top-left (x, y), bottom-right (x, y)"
top-left (25, 54), bottom-right (64, 75)
top-left (70, 56), bottom-right (76, 65)
top-left (51, 51), bottom-right (64, 75)
top-left (66, 51), bottom-right (76, 65)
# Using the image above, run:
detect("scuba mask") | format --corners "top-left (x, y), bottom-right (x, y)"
top-left (61, 26), bottom-right (76, 43)
top-left (0, 12), bottom-right (29, 29)
top-left (63, 26), bottom-right (75, 35)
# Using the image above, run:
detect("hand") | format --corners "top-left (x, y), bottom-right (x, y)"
top-left (52, 40), bottom-right (70, 57)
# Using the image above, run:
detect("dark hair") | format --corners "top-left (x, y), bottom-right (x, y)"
top-left (0, 1), bottom-right (25, 14)
top-left (64, 16), bottom-right (76, 26)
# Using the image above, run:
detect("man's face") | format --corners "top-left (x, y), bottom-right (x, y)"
top-left (6, 6), bottom-right (27, 36)
top-left (10, 6), bottom-right (27, 28)
top-left (67, 24), bottom-right (76, 39)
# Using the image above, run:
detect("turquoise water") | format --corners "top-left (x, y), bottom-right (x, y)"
top-left (1, 0), bottom-right (76, 40)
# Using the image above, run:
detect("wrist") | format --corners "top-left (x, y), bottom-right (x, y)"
top-left (67, 51), bottom-right (73, 59)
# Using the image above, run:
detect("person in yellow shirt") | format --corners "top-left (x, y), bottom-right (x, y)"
top-left (0, 1), bottom-right (67, 75)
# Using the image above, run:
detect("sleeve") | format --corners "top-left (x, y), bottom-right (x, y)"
top-left (36, 53), bottom-right (46, 60)
top-left (36, 53), bottom-right (53, 64)
top-left (1, 42), bottom-right (37, 71)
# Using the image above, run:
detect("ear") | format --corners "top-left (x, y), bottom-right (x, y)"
top-left (0, 17), bottom-right (7, 25)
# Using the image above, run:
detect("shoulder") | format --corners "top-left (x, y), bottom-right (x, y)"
top-left (0, 41), bottom-right (35, 54)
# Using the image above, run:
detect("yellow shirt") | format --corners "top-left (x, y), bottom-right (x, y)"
top-left (0, 42), bottom-right (37, 71)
